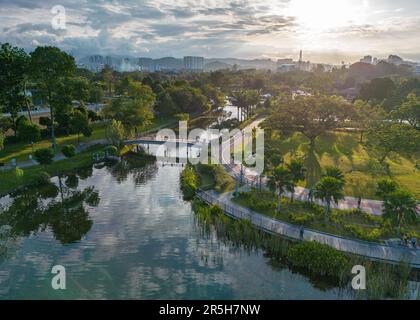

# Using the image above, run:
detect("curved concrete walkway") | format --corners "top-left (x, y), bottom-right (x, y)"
top-left (196, 189), bottom-right (420, 268)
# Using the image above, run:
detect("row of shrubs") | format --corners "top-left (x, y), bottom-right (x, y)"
top-left (31, 144), bottom-right (118, 166)
top-left (180, 164), bottom-right (199, 200)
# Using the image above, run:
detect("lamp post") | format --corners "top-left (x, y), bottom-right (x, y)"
top-left (233, 160), bottom-right (242, 197)
top-left (240, 163), bottom-right (244, 185)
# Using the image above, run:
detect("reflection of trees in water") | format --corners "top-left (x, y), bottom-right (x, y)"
top-left (46, 186), bottom-right (98, 244)
top-left (0, 169), bottom-right (100, 245)
top-left (107, 156), bottom-right (158, 185)
top-left (77, 166), bottom-right (94, 180)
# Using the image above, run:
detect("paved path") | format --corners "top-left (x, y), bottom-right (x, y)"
top-left (196, 189), bottom-right (420, 268)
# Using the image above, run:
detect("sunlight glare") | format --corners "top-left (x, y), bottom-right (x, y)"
top-left (287, 0), bottom-right (368, 32)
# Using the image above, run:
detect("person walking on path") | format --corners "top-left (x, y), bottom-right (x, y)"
top-left (403, 235), bottom-right (409, 247)
top-left (299, 225), bottom-right (305, 241)
top-left (411, 237), bottom-right (417, 249)
top-left (307, 189), bottom-right (314, 203)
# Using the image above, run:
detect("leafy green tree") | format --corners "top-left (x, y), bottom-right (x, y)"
top-left (353, 100), bottom-right (385, 143)
top-left (375, 178), bottom-right (399, 200)
top-left (359, 77), bottom-right (396, 103)
top-left (39, 116), bottom-right (52, 127)
top-left (105, 97), bottom-right (154, 135)
top-left (391, 93), bottom-right (420, 130)
top-left (0, 43), bottom-right (31, 135)
top-left (201, 83), bottom-right (224, 108)
top-left (314, 177), bottom-right (345, 223)
top-left (267, 166), bottom-right (294, 211)
top-left (62, 145), bottom-right (76, 158)
top-left (70, 109), bottom-right (90, 143)
top-left (264, 95), bottom-right (354, 150)
top-left (89, 81), bottom-right (104, 103)
top-left (71, 76), bottom-right (90, 104)
top-left (156, 91), bottom-right (177, 116)
top-left (29, 46), bottom-right (76, 149)
top-left (101, 65), bottom-right (114, 96)
top-left (105, 119), bottom-right (125, 147)
top-left (287, 160), bottom-right (306, 202)
top-left (0, 116), bottom-right (12, 133)
top-left (17, 118), bottom-right (41, 142)
top-left (0, 132), bottom-right (4, 151)
top-left (166, 84), bottom-right (209, 115)
top-left (383, 190), bottom-right (417, 235)
top-left (174, 113), bottom-right (190, 122)
top-left (103, 80), bottom-right (155, 135)
top-left (34, 148), bottom-right (55, 166)
top-left (365, 123), bottom-right (420, 165)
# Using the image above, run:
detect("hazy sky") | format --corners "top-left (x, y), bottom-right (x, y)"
top-left (1, 0), bottom-right (420, 63)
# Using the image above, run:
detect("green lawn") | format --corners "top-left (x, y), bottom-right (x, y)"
top-left (0, 116), bottom-right (176, 165)
top-left (0, 125), bottom-right (106, 164)
top-left (196, 164), bottom-right (235, 193)
top-left (266, 131), bottom-right (420, 200)
top-left (0, 146), bottom-right (103, 195)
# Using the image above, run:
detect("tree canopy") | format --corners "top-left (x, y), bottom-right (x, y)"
top-left (264, 95), bottom-right (354, 148)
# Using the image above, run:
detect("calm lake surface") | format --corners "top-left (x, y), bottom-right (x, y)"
top-left (0, 164), bottom-right (348, 299)
top-left (0, 105), bottom-right (349, 299)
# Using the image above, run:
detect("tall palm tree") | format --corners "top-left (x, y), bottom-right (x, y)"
top-left (375, 178), bottom-right (398, 200)
top-left (287, 160), bottom-right (306, 202)
top-left (383, 190), bottom-right (417, 236)
top-left (322, 166), bottom-right (345, 184)
top-left (267, 166), bottom-right (293, 212)
top-left (231, 89), bottom-right (260, 121)
top-left (314, 176), bottom-right (345, 223)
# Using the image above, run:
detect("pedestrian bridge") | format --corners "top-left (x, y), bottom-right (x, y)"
top-left (124, 135), bottom-right (207, 148)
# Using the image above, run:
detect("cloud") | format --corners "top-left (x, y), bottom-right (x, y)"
top-left (0, 0), bottom-right (420, 62)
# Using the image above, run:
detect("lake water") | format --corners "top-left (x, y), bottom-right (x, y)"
top-left (0, 163), bottom-right (348, 299)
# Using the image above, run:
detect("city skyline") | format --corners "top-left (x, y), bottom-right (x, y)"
top-left (1, 0), bottom-right (420, 64)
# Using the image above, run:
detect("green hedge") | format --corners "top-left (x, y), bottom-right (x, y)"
top-left (180, 164), bottom-right (199, 200)
top-left (287, 241), bottom-right (349, 277)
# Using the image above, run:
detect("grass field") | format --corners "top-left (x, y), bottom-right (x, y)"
top-left (196, 164), bottom-right (235, 193)
top-left (0, 125), bottom-right (107, 164)
top-left (0, 146), bottom-right (102, 195)
top-left (266, 131), bottom-right (420, 200)
top-left (0, 116), bottom-right (175, 165)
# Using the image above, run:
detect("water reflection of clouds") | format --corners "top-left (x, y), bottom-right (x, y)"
top-left (0, 164), bottom-right (345, 299)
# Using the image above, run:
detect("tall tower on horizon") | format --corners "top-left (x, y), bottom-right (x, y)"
top-left (299, 50), bottom-right (303, 64)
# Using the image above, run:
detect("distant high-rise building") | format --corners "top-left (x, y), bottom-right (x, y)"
top-left (299, 50), bottom-right (303, 64)
top-left (184, 56), bottom-right (204, 71)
